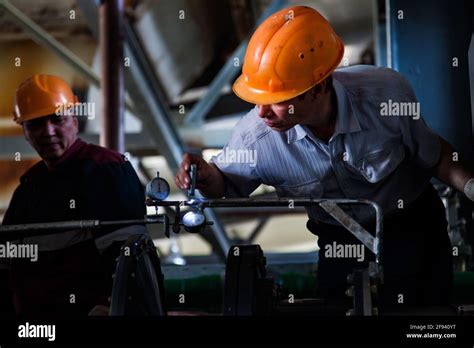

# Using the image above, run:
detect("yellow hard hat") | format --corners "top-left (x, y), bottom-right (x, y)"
top-left (13, 74), bottom-right (78, 124)
top-left (233, 6), bottom-right (344, 105)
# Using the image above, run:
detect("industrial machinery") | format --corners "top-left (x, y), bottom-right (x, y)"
top-left (3, 170), bottom-right (474, 316)
top-left (110, 233), bottom-right (167, 316)
top-left (145, 168), bottom-right (384, 316)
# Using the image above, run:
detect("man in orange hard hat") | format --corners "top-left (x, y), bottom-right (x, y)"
top-left (176, 6), bottom-right (474, 310)
top-left (0, 74), bottom-right (147, 317)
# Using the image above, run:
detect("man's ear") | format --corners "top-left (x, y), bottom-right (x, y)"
top-left (312, 78), bottom-right (330, 99)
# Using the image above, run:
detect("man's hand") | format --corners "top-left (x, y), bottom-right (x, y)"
top-left (175, 153), bottom-right (226, 198)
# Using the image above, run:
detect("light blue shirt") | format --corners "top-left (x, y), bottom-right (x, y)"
top-left (211, 65), bottom-right (441, 224)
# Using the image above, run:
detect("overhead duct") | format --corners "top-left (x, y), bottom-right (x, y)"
top-left (132, 0), bottom-right (217, 103)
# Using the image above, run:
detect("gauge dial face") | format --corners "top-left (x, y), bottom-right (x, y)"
top-left (146, 177), bottom-right (170, 200)
top-left (182, 211), bottom-right (206, 229)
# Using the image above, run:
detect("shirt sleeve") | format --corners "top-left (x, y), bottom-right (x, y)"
top-left (396, 74), bottom-right (441, 169)
top-left (210, 122), bottom-right (262, 198)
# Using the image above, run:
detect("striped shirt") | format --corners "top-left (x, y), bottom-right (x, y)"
top-left (211, 65), bottom-right (441, 224)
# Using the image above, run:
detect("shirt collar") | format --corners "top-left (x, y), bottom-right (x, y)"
top-left (286, 77), bottom-right (361, 144)
top-left (22, 138), bottom-right (86, 182)
top-left (286, 124), bottom-right (307, 143)
top-left (47, 138), bottom-right (86, 170)
top-left (332, 78), bottom-right (361, 136)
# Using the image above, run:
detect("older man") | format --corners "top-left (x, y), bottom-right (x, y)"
top-left (1, 74), bottom-right (147, 317)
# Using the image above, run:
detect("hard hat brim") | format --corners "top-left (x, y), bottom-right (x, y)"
top-left (15, 106), bottom-right (59, 124)
top-left (232, 75), bottom-right (308, 105)
top-left (233, 66), bottom-right (335, 106)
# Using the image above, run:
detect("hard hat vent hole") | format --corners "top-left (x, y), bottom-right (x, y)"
top-left (310, 48), bottom-right (314, 52)
top-left (299, 53), bottom-right (304, 59)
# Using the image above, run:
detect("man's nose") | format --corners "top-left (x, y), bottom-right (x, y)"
top-left (257, 105), bottom-right (272, 118)
top-left (43, 120), bottom-right (56, 136)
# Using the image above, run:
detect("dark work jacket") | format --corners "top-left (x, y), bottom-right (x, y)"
top-left (1, 138), bottom-right (146, 318)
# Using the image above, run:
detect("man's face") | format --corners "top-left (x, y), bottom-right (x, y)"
top-left (256, 87), bottom-right (326, 132)
top-left (23, 114), bottom-right (78, 162)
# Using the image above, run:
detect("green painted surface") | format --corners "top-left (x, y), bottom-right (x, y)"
top-left (163, 269), bottom-right (474, 312)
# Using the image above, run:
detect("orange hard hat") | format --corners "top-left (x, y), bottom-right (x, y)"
top-left (233, 6), bottom-right (344, 105)
top-left (13, 74), bottom-right (78, 124)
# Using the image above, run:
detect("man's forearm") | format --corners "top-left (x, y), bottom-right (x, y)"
top-left (433, 137), bottom-right (473, 194)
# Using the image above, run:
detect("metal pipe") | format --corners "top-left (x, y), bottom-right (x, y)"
top-left (99, 0), bottom-right (125, 152)
top-left (148, 197), bottom-right (384, 265)
top-left (0, 216), bottom-right (167, 241)
top-left (152, 197), bottom-right (380, 209)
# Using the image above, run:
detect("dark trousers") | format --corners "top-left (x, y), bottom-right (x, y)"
top-left (307, 184), bottom-right (453, 308)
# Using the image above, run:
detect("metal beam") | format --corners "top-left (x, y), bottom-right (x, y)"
top-left (183, 40), bottom-right (247, 125)
top-left (0, 133), bottom-right (155, 160)
top-left (122, 23), bottom-right (185, 168)
top-left (247, 217), bottom-right (269, 244)
top-left (0, 0), bottom-right (136, 114)
top-left (319, 202), bottom-right (376, 254)
top-left (0, 0), bottom-right (99, 86)
top-left (183, 0), bottom-right (289, 125)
